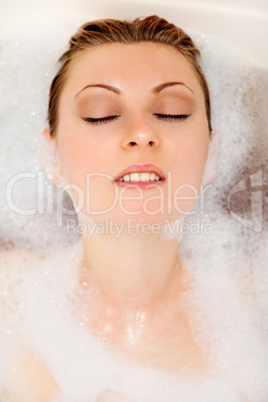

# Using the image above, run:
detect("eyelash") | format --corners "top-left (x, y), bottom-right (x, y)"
top-left (82, 115), bottom-right (119, 124)
top-left (82, 113), bottom-right (191, 125)
top-left (153, 113), bottom-right (191, 121)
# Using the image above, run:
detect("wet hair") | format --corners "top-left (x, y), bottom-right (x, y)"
top-left (47, 15), bottom-right (212, 136)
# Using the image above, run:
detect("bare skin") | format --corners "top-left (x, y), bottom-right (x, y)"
top-left (4, 245), bottom-right (205, 401)
top-left (50, 42), bottom-right (209, 378)
top-left (7, 43), bottom-right (209, 398)
top-left (4, 351), bottom-right (60, 401)
top-left (78, 233), bottom-right (205, 374)
top-left (2, 43), bottom-right (244, 400)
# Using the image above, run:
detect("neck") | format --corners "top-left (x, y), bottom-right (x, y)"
top-left (80, 221), bottom-right (186, 308)
top-left (78, 220), bottom-right (203, 374)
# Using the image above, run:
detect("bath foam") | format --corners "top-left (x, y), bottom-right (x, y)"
top-left (0, 9), bottom-right (267, 401)
top-left (12, 243), bottom-right (242, 402)
top-left (180, 234), bottom-right (268, 401)
top-left (0, 240), bottom-right (265, 401)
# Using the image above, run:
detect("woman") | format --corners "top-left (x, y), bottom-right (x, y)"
top-left (3, 15), bottom-right (251, 402)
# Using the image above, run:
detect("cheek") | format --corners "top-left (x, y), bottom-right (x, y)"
top-left (186, 136), bottom-right (209, 177)
top-left (167, 126), bottom-right (209, 213)
top-left (57, 134), bottom-right (103, 181)
top-left (170, 129), bottom-right (209, 182)
top-left (56, 132), bottom-right (118, 214)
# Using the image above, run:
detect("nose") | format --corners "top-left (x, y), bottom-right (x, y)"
top-left (121, 117), bottom-right (160, 149)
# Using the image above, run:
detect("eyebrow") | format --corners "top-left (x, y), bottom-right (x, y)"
top-left (152, 81), bottom-right (194, 95)
top-left (75, 81), bottom-right (194, 98)
top-left (75, 84), bottom-right (120, 98)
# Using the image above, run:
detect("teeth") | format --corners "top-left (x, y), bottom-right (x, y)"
top-left (140, 173), bottom-right (150, 182)
top-left (130, 173), bottom-right (140, 182)
top-left (120, 172), bottom-right (161, 182)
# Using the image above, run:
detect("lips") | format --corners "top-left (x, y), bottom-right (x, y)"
top-left (114, 164), bottom-right (165, 188)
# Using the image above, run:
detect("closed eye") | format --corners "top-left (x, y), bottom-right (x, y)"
top-left (82, 113), bottom-right (191, 125)
top-left (153, 113), bottom-right (191, 121)
top-left (82, 115), bottom-right (120, 124)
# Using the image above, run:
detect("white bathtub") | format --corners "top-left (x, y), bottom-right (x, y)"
top-left (0, 2), bottom-right (268, 401)
top-left (1, 0), bottom-right (268, 67)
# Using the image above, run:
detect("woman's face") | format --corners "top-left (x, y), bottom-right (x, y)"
top-left (52, 42), bottom-right (210, 227)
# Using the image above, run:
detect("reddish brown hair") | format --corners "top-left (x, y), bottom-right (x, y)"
top-left (48, 15), bottom-right (212, 135)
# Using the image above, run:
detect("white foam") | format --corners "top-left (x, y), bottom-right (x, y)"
top-left (1, 243), bottom-right (241, 401)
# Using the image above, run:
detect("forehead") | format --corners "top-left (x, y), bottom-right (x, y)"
top-left (62, 42), bottom-right (203, 98)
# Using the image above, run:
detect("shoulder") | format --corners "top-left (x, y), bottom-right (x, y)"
top-left (3, 350), bottom-right (60, 402)
top-left (0, 247), bottom-right (61, 401)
